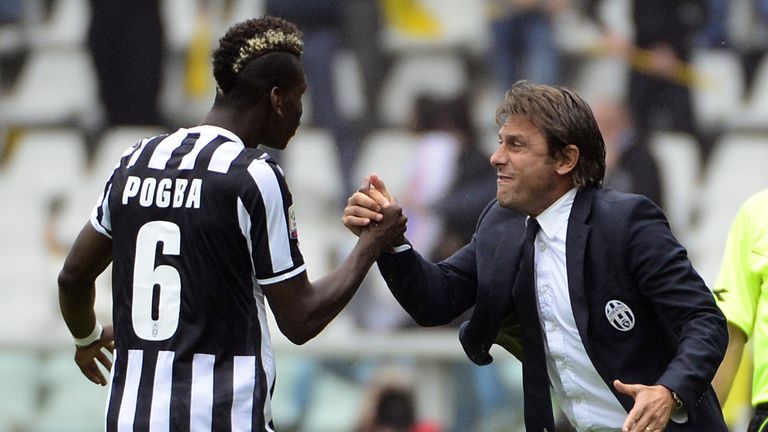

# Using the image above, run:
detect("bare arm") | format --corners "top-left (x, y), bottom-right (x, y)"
top-left (712, 322), bottom-right (747, 405)
top-left (58, 222), bottom-right (115, 385)
top-left (264, 202), bottom-right (407, 344)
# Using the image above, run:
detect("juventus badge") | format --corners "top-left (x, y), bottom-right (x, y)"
top-left (604, 300), bottom-right (635, 331)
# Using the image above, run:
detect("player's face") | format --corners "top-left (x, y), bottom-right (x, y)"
top-left (273, 74), bottom-right (306, 150)
top-left (490, 116), bottom-right (563, 216)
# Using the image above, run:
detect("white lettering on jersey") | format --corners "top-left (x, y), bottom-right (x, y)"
top-left (185, 179), bottom-right (202, 209)
top-left (122, 175), bottom-right (203, 209)
top-left (156, 178), bottom-right (173, 208)
top-left (173, 179), bottom-right (188, 208)
top-left (123, 176), bottom-right (141, 204)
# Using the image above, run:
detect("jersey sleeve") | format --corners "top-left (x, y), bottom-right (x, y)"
top-left (88, 141), bottom-right (144, 239)
top-left (714, 195), bottom-right (765, 339)
top-left (238, 158), bottom-right (305, 285)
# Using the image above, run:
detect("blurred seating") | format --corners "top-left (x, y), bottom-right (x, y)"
top-left (379, 52), bottom-right (469, 127)
top-left (691, 48), bottom-right (744, 132)
top-left (380, 0), bottom-right (489, 54)
top-left (0, 351), bottom-right (43, 431)
top-left (0, 47), bottom-right (98, 128)
top-left (648, 131), bottom-right (701, 242)
top-left (29, 350), bottom-right (109, 432)
top-left (353, 128), bottom-right (418, 199)
top-left (730, 55), bottom-right (768, 130)
top-left (26, 0), bottom-right (89, 49)
top-left (690, 132), bottom-right (768, 285)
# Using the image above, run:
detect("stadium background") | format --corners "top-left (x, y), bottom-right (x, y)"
top-left (0, 0), bottom-right (765, 430)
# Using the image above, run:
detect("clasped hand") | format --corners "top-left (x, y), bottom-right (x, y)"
top-left (342, 174), bottom-right (407, 249)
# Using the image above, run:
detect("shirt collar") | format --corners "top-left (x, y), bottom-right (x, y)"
top-left (532, 188), bottom-right (577, 239)
top-left (187, 125), bottom-right (244, 147)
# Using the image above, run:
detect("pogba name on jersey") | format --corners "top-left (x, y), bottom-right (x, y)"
top-left (122, 175), bottom-right (203, 208)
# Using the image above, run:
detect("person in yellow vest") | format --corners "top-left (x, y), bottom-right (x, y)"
top-left (713, 189), bottom-right (768, 432)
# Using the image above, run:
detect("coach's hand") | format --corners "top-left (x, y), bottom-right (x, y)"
top-left (614, 380), bottom-right (674, 432)
top-left (75, 324), bottom-right (115, 386)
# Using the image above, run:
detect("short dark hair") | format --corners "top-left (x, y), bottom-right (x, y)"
top-left (212, 16), bottom-right (304, 96)
top-left (496, 81), bottom-right (606, 187)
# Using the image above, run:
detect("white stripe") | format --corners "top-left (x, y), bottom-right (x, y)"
top-left (149, 351), bottom-right (174, 432)
top-left (255, 264), bottom-right (306, 285)
top-left (104, 349), bottom-right (118, 432)
top-left (127, 138), bottom-right (151, 168)
top-left (187, 125), bottom-right (243, 146)
top-left (246, 160), bottom-right (293, 272)
top-left (232, 356), bottom-right (256, 432)
top-left (178, 133), bottom-right (212, 170)
top-left (237, 197), bottom-right (256, 274)
top-left (148, 131), bottom-right (187, 170)
top-left (117, 350), bottom-right (144, 432)
top-left (254, 287), bottom-right (276, 431)
top-left (208, 141), bottom-right (243, 173)
top-left (190, 354), bottom-right (215, 431)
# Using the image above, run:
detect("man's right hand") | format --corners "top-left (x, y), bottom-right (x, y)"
top-left (342, 174), bottom-right (394, 237)
top-left (75, 324), bottom-right (114, 386)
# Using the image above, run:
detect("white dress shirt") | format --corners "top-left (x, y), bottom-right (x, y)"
top-left (533, 188), bottom-right (627, 431)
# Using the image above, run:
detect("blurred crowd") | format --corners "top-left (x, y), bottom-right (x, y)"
top-left (1, 0), bottom-right (768, 431)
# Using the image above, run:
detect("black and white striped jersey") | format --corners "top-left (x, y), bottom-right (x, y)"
top-left (90, 125), bottom-right (305, 431)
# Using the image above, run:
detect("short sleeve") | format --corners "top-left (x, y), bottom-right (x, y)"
top-left (238, 158), bottom-right (305, 285)
top-left (714, 195), bottom-right (765, 339)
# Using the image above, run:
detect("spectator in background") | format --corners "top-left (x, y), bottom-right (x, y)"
top-left (487, 0), bottom-right (570, 88)
top-left (0, 0), bottom-right (24, 152)
top-left (88, 0), bottom-right (164, 127)
top-left (729, 0), bottom-right (768, 101)
top-left (712, 189), bottom-right (768, 432)
top-left (585, 0), bottom-right (712, 161)
top-left (266, 0), bottom-right (386, 198)
top-left (592, 98), bottom-right (664, 209)
top-left (401, 94), bottom-right (495, 262)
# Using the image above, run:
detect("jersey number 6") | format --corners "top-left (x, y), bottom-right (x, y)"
top-left (132, 221), bottom-right (182, 341)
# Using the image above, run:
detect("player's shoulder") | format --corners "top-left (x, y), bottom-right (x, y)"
top-left (741, 189), bottom-right (768, 216)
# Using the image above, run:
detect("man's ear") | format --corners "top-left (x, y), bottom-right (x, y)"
top-left (556, 144), bottom-right (579, 175)
top-left (270, 87), bottom-right (283, 116)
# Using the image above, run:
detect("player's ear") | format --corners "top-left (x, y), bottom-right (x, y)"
top-left (269, 87), bottom-right (283, 116)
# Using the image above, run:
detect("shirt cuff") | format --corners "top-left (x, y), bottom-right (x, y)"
top-left (388, 244), bottom-right (412, 253)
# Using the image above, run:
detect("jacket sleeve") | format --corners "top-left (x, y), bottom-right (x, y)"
top-left (626, 197), bottom-right (728, 420)
top-left (376, 237), bottom-right (479, 327)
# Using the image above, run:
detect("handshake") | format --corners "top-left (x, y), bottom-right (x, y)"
top-left (342, 174), bottom-right (409, 253)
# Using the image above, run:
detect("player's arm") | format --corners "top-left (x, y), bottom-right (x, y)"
top-left (713, 322), bottom-right (748, 405)
top-left (58, 222), bottom-right (115, 385)
top-left (263, 203), bottom-right (407, 344)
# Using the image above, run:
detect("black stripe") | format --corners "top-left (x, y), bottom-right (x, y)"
top-left (211, 356), bottom-right (233, 431)
top-left (132, 134), bottom-right (169, 171)
top-left (192, 135), bottom-right (232, 174)
top-left (169, 354), bottom-right (192, 431)
top-left (133, 350), bottom-right (157, 432)
top-left (105, 348), bottom-right (127, 432)
top-left (164, 133), bottom-right (201, 171)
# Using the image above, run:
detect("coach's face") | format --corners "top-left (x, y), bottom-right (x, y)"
top-left (491, 116), bottom-right (575, 216)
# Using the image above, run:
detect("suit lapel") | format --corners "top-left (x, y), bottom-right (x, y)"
top-left (566, 187), bottom-right (594, 354)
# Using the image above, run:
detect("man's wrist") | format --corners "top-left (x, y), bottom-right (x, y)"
top-left (74, 321), bottom-right (104, 348)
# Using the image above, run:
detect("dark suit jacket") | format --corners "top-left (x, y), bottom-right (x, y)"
top-left (377, 187), bottom-right (728, 430)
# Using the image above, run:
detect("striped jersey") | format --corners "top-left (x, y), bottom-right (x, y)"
top-left (90, 125), bottom-right (306, 431)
